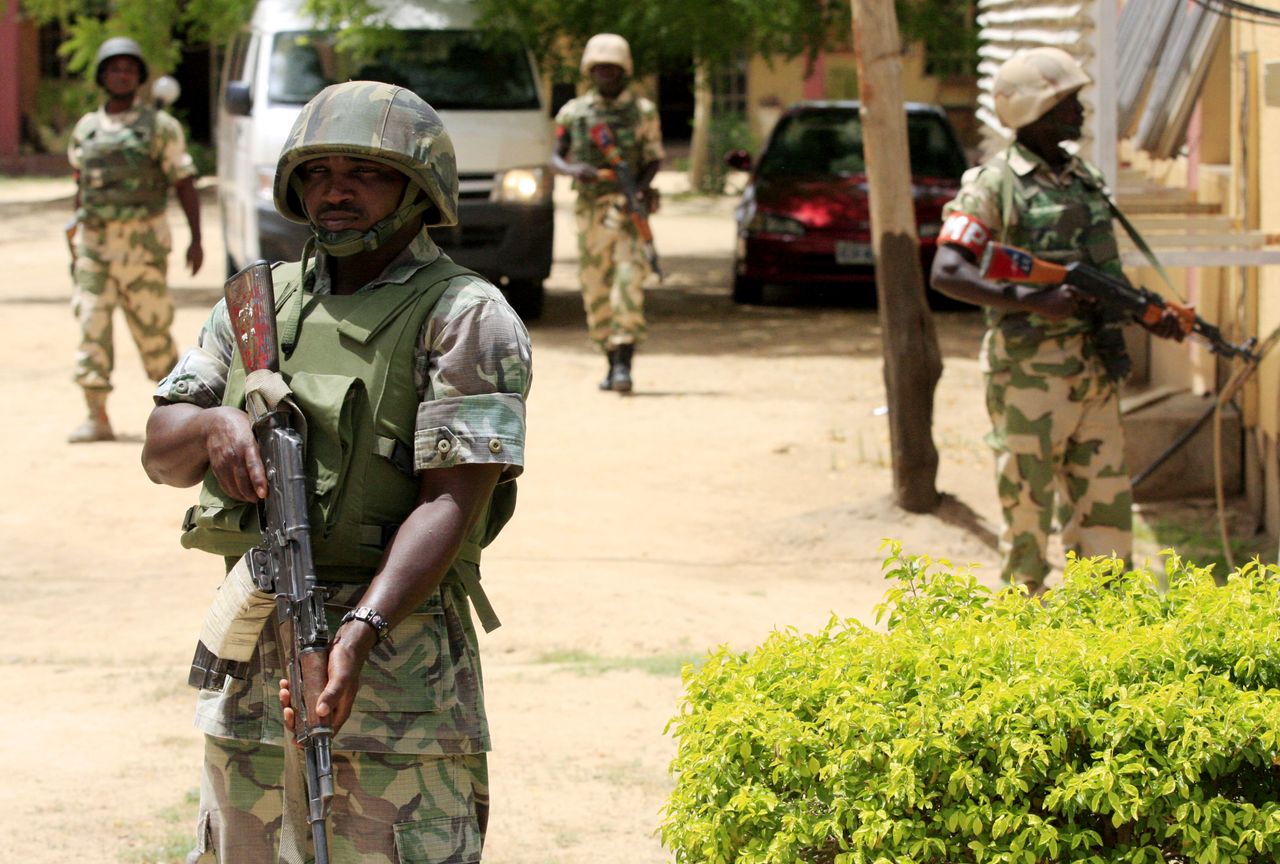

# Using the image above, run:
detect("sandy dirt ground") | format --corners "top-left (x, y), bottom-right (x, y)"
top-left (0, 175), bottom-right (1255, 863)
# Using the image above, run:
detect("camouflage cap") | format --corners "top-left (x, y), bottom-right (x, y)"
top-left (95, 36), bottom-right (149, 86)
top-left (580, 33), bottom-right (633, 77)
top-left (274, 80), bottom-right (459, 229)
top-left (993, 47), bottom-right (1090, 130)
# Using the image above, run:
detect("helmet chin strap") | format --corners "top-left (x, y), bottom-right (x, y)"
top-left (294, 179), bottom-right (431, 258)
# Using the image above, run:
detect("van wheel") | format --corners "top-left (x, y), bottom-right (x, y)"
top-left (503, 280), bottom-right (544, 321)
top-left (732, 275), bottom-right (764, 305)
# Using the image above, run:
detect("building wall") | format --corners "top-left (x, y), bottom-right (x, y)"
top-left (744, 44), bottom-right (980, 150)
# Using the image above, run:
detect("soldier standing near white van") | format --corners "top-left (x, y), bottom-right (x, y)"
top-left (67, 36), bottom-right (203, 442)
top-left (552, 33), bottom-right (664, 393)
top-left (143, 81), bottom-right (530, 864)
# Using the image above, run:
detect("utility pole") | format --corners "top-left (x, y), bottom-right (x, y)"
top-left (850, 0), bottom-right (942, 512)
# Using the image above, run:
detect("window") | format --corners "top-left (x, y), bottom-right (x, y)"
top-left (266, 30), bottom-right (540, 111)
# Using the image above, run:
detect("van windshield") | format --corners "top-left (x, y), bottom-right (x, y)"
top-left (758, 108), bottom-right (966, 180)
top-left (268, 30), bottom-right (540, 110)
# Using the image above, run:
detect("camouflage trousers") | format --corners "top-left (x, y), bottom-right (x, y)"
top-left (188, 735), bottom-right (488, 864)
top-left (71, 216), bottom-right (178, 392)
top-left (983, 331), bottom-right (1133, 590)
top-left (574, 193), bottom-right (649, 349)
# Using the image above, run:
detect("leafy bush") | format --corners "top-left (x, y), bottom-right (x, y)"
top-left (699, 111), bottom-right (755, 196)
top-left (662, 544), bottom-right (1280, 863)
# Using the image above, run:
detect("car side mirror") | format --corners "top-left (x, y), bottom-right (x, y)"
top-left (725, 149), bottom-right (752, 172)
top-left (224, 81), bottom-right (252, 117)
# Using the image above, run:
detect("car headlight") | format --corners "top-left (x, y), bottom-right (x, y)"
top-left (493, 167), bottom-right (551, 204)
top-left (748, 212), bottom-right (806, 237)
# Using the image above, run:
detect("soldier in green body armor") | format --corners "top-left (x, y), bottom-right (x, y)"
top-left (552, 33), bottom-right (664, 392)
top-left (142, 81), bottom-right (531, 863)
top-left (67, 36), bottom-right (203, 442)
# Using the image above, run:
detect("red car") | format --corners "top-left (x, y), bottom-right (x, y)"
top-left (726, 101), bottom-right (968, 305)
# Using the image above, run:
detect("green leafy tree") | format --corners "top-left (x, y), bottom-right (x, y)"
top-left (475, 0), bottom-right (976, 190)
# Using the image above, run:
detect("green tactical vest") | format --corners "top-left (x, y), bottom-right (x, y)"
top-left (180, 254), bottom-right (518, 604)
top-left (77, 106), bottom-right (169, 222)
top-left (568, 95), bottom-right (645, 198)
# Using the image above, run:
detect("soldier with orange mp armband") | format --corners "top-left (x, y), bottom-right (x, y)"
top-left (929, 48), bottom-right (1182, 596)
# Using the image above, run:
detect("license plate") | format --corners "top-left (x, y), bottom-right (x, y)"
top-left (835, 241), bottom-right (874, 265)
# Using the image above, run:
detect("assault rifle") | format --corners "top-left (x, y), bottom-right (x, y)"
top-left (588, 122), bottom-right (663, 281)
top-left (188, 261), bottom-right (335, 863)
top-left (981, 242), bottom-right (1258, 362)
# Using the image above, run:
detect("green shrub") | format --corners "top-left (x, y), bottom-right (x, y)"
top-left (662, 543), bottom-right (1280, 863)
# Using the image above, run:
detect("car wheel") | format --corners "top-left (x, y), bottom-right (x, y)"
top-left (732, 275), bottom-right (764, 305)
top-left (503, 279), bottom-right (544, 321)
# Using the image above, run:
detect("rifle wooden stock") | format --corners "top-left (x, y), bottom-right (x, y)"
top-left (223, 261), bottom-right (335, 862)
top-left (225, 261), bottom-right (279, 375)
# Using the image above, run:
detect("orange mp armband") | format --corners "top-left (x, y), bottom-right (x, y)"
top-left (938, 212), bottom-right (991, 258)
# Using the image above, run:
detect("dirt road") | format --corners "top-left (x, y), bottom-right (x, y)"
top-left (0, 176), bottom-right (1037, 862)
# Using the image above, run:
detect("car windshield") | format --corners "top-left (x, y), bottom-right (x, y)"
top-left (757, 109), bottom-right (966, 179)
top-left (267, 30), bottom-right (540, 110)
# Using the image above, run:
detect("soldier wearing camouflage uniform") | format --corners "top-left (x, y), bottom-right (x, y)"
top-left (141, 81), bottom-right (531, 863)
top-left (67, 36), bottom-right (203, 442)
top-left (552, 33), bottom-right (664, 392)
top-left (929, 48), bottom-right (1182, 594)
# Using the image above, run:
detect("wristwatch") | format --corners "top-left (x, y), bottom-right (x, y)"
top-left (341, 606), bottom-right (393, 645)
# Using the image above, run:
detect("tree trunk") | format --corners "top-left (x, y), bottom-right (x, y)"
top-left (687, 57), bottom-right (712, 192)
top-left (850, 0), bottom-right (943, 513)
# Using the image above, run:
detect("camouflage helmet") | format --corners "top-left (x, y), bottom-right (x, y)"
top-left (993, 47), bottom-right (1090, 130)
top-left (274, 81), bottom-right (458, 255)
top-left (580, 33), bottom-right (633, 77)
top-left (95, 37), bottom-right (149, 87)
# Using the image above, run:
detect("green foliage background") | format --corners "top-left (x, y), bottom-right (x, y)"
top-left (663, 544), bottom-right (1280, 863)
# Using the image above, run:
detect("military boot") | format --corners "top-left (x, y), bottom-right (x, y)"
top-left (68, 389), bottom-right (114, 443)
top-left (609, 344), bottom-right (634, 393)
top-left (599, 348), bottom-right (620, 391)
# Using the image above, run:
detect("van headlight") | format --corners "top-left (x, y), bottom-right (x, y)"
top-left (493, 167), bottom-right (550, 203)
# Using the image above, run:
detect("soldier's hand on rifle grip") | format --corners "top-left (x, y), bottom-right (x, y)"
top-left (203, 406), bottom-right (268, 501)
top-left (281, 619), bottom-right (375, 738)
top-left (1025, 283), bottom-right (1087, 323)
top-left (1141, 307), bottom-right (1188, 342)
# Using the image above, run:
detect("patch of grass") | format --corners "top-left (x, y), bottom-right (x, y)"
top-left (535, 649), bottom-right (706, 678)
top-left (122, 788), bottom-right (199, 864)
top-left (1133, 506), bottom-right (1275, 579)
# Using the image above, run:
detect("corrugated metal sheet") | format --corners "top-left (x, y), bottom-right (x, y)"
top-left (975, 0), bottom-right (1098, 160)
top-left (1115, 0), bottom-right (1179, 136)
top-left (1131, 1), bottom-right (1226, 158)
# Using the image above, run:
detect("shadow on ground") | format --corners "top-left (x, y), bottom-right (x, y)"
top-left (532, 254), bottom-right (984, 360)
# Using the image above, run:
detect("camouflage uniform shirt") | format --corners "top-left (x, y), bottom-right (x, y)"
top-left (69, 103), bottom-right (196, 225)
top-left (555, 88), bottom-right (665, 199)
top-left (156, 230), bottom-right (532, 754)
top-left (943, 141), bottom-right (1123, 360)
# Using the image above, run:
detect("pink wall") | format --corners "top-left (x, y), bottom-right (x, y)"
top-left (0, 3), bottom-right (21, 163)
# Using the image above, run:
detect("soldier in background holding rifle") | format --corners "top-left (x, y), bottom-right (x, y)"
top-left (142, 81), bottom-right (531, 863)
top-left (553, 33), bottom-right (664, 393)
top-left (67, 36), bottom-right (203, 443)
top-left (929, 47), bottom-right (1185, 596)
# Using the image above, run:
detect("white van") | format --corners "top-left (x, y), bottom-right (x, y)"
top-left (216, 0), bottom-right (553, 317)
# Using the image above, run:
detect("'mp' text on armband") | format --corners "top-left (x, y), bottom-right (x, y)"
top-left (939, 212), bottom-right (991, 259)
